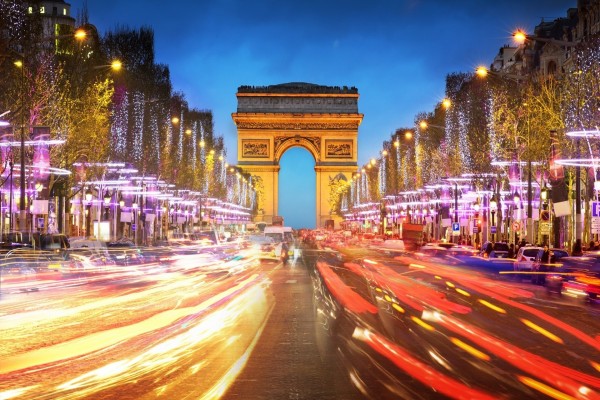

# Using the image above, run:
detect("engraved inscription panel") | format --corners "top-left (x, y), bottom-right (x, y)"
top-left (242, 139), bottom-right (269, 158)
top-left (325, 140), bottom-right (352, 158)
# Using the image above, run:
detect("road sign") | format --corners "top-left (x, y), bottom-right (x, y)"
top-left (491, 226), bottom-right (497, 234)
top-left (540, 222), bottom-right (551, 235)
top-left (593, 202), bottom-right (600, 217)
top-left (593, 217), bottom-right (600, 234)
top-left (512, 221), bottom-right (521, 231)
top-left (452, 222), bottom-right (460, 236)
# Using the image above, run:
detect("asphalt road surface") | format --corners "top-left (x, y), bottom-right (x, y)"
top-left (223, 257), bottom-right (363, 399)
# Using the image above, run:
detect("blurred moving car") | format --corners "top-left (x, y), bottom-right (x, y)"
top-left (513, 246), bottom-right (543, 272)
top-left (531, 248), bottom-right (569, 285)
top-left (545, 252), bottom-right (600, 298)
top-left (445, 245), bottom-right (479, 258)
top-left (480, 241), bottom-right (510, 258)
top-left (416, 243), bottom-right (450, 259)
top-left (246, 234), bottom-right (281, 260)
top-left (61, 248), bottom-right (117, 275)
top-left (1, 249), bottom-right (61, 275)
top-left (0, 232), bottom-right (70, 255)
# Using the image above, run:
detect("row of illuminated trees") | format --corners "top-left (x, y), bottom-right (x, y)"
top-left (337, 32), bottom-right (600, 242)
top-left (0, 3), bottom-right (257, 221)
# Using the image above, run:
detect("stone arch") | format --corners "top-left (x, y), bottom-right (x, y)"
top-left (232, 83), bottom-right (363, 228)
top-left (274, 136), bottom-right (320, 164)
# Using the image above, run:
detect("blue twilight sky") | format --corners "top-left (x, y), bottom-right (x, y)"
top-left (70, 0), bottom-right (573, 229)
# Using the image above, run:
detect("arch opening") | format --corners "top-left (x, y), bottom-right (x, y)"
top-left (279, 147), bottom-right (316, 229)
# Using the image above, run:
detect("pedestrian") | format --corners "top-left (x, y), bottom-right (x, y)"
top-left (572, 239), bottom-right (583, 256)
top-left (507, 243), bottom-right (515, 259)
top-left (484, 242), bottom-right (493, 258)
top-left (535, 245), bottom-right (551, 285)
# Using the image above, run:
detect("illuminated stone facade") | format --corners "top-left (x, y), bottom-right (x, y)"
top-left (232, 83), bottom-right (363, 227)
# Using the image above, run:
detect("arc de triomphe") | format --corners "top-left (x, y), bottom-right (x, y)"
top-left (232, 83), bottom-right (363, 228)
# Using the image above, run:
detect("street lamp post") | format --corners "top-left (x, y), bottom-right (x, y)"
top-left (453, 183), bottom-right (459, 243)
top-left (490, 195), bottom-right (498, 242)
top-left (103, 190), bottom-right (111, 240)
top-left (540, 182), bottom-right (550, 246)
top-left (527, 160), bottom-right (534, 244)
top-left (17, 58), bottom-right (26, 231)
top-left (575, 140), bottom-right (582, 244)
top-left (513, 191), bottom-right (521, 244)
top-left (511, 29), bottom-right (580, 244)
top-left (85, 190), bottom-right (93, 238)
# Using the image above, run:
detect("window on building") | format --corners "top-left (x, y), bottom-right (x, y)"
top-left (28, 6), bottom-right (33, 13)
top-left (53, 6), bottom-right (57, 15)
top-left (63, 8), bottom-right (67, 16)
top-left (40, 6), bottom-right (45, 13)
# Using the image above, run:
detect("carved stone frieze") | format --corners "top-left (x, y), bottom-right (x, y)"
top-left (237, 95), bottom-right (358, 114)
top-left (241, 139), bottom-right (269, 158)
top-left (235, 121), bottom-right (360, 130)
top-left (325, 139), bottom-right (352, 158)
top-left (274, 135), bottom-right (321, 157)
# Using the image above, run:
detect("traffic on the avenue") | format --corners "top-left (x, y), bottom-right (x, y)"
top-left (2, 230), bottom-right (600, 399)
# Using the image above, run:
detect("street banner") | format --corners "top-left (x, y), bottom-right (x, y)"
top-left (32, 199), bottom-right (49, 215)
top-left (32, 126), bottom-right (50, 177)
top-left (509, 149), bottom-right (519, 182)
top-left (553, 201), bottom-right (571, 217)
top-left (0, 126), bottom-right (13, 172)
top-left (120, 211), bottom-right (133, 223)
top-left (549, 129), bottom-right (564, 180)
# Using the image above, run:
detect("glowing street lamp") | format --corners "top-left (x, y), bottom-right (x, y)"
top-left (512, 29), bottom-right (577, 48)
top-left (489, 195), bottom-right (498, 241)
top-left (540, 183), bottom-right (549, 202)
top-left (419, 121), bottom-right (445, 131)
top-left (475, 65), bottom-right (522, 83)
top-left (513, 192), bottom-right (521, 205)
top-left (110, 60), bottom-right (122, 71)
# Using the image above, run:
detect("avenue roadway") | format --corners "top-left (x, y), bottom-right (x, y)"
top-left (2, 241), bottom-right (600, 399)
